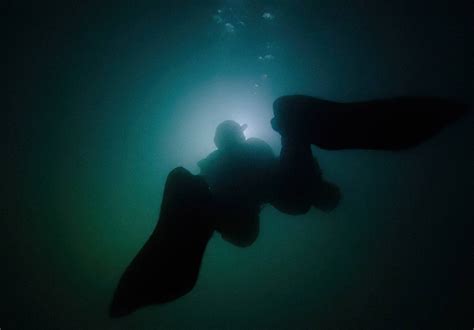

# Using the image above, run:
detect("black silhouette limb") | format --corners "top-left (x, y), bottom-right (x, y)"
top-left (109, 167), bottom-right (215, 317)
top-left (272, 95), bottom-right (468, 150)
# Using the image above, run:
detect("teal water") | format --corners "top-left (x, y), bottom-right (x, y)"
top-left (4, 1), bottom-right (473, 329)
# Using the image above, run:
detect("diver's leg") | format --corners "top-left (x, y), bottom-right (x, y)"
top-left (110, 167), bottom-right (215, 317)
top-left (271, 136), bottom-right (320, 215)
top-left (271, 135), bottom-right (341, 214)
top-left (272, 95), bottom-right (468, 150)
top-left (271, 96), bottom-right (340, 148)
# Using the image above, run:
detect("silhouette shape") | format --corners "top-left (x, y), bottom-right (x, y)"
top-left (272, 95), bottom-right (468, 150)
top-left (198, 120), bottom-right (340, 247)
top-left (110, 95), bottom-right (468, 317)
top-left (198, 120), bottom-right (277, 247)
top-left (110, 168), bottom-right (215, 317)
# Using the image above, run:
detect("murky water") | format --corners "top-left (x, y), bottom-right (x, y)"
top-left (4, 1), bottom-right (472, 329)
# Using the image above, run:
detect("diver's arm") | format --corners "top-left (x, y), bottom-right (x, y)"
top-left (197, 150), bottom-right (220, 175)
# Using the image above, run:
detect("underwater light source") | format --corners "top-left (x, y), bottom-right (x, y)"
top-left (166, 81), bottom-right (282, 172)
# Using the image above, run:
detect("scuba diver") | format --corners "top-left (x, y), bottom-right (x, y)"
top-left (197, 120), bottom-right (340, 247)
top-left (110, 95), bottom-right (467, 317)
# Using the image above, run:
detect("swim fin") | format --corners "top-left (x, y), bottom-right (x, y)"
top-left (272, 95), bottom-right (469, 150)
top-left (109, 167), bottom-right (215, 317)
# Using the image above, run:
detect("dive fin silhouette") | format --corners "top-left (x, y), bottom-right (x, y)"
top-left (272, 95), bottom-right (469, 150)
top-left (110, 167), bottom-right (215, 317)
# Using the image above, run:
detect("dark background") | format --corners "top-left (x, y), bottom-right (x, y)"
top-left (4, 1), bottom-right (473, 329)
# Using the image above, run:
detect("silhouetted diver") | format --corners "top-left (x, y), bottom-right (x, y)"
top-left (110, 95), bottom-right (468, 317)
top-left (197, 120), bottom-right (340, 247)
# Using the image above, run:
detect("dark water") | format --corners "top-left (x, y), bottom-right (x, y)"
top-left (4, 1), bottom-right (473, 329)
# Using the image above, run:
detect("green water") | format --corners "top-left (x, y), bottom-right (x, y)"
top-left (4, 1), bottom-right (472, 329)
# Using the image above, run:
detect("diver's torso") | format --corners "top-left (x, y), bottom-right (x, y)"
top-left (197, 138), bottom-right (277, 247)
top-left (198, 138), bottom-right (277, 205)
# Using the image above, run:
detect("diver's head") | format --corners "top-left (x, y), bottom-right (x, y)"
top-left (214, 120), bottom-right (248, 150)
